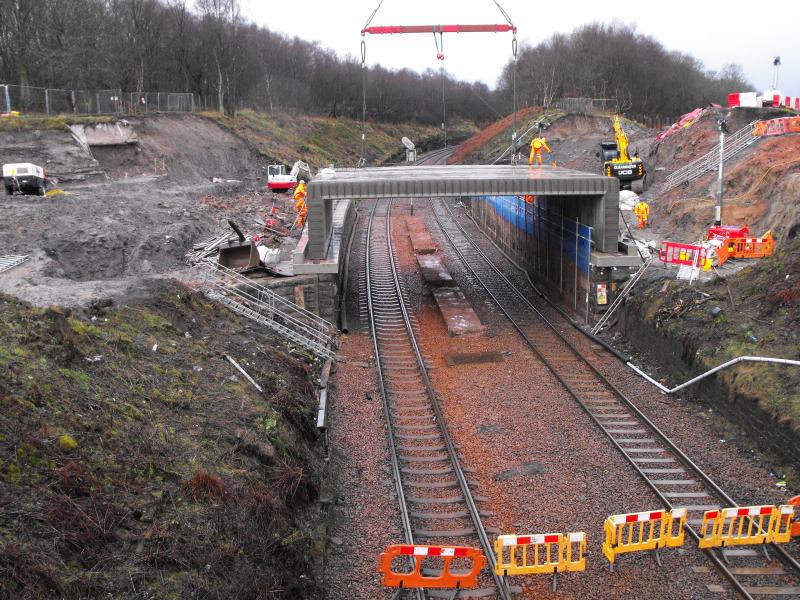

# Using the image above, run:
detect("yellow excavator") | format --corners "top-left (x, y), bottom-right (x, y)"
top-left (599, 116), bottom-right (645, 191)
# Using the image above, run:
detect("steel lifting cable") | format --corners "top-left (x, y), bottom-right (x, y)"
top-left (511, 33), bottom-right (518, 163)
top-left (359, 0), bottom-right (386, 167)
top-left (359, 37), bottom-right (367, 167)
top-left (359, 0), bottom-right (517, 163)
top-left (492, 0), bottom-right (519, 164)
top-left (433, 26), bottom-right (447, 147)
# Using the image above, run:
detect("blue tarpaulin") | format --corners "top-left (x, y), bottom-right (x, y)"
top-left (475, 195), bottom-right (591, 274)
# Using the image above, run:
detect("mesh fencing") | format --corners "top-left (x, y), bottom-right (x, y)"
top-left (1, 84), bottom-right (196, 115)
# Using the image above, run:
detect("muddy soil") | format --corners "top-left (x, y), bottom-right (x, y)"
top-left (544, 114), bottom-right (654, 173)
top-left (0, 114), bottom-right (282, 307)
top-left (90, 113), bottom-right (261, 183)
top-left (1, 127), bottom-right (105, 182)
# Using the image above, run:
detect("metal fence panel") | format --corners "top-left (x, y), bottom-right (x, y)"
top-left (46, 88), bottom-right (75, 114)
top-left (1, 83), bottom-right (197, 115)
top-left (7, 84), bottom-right (47, 113)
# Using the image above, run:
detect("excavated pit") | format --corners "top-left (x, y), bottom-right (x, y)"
top-left (0, 114), bottom-right (263, 305)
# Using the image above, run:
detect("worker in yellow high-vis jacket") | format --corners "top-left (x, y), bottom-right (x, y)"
top-left (529, 137), bottom-right (552, 165)
top-left (290, 180), bottom-right (307, 229)
top-left (634, 200), bottom-right (650, 229)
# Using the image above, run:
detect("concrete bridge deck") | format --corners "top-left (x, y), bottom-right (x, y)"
top-left (305, 164), bottom-right (621, 261)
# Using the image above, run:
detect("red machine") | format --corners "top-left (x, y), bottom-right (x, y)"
top-left (707, 225), bottom-right (750, 241)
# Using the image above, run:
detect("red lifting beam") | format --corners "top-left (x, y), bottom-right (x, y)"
top-left (362, 24), bottom-right (516, 35)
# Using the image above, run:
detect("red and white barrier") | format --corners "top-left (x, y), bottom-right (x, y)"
top-left (499, 534), bottom-right (559, 546)
top-left (610, 510), bottom-right (665, 525)
top-left (728, 91), bottom-right (799, 110)
top-left (397, 545), bottom-right (468, 557)
top-left (609, 507), bottom-right (687, 525)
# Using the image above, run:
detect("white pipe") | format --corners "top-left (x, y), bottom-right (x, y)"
top-left (225, 354), bottom-right (263, 393)
top-left (628, 356), bottom-right (800, 395)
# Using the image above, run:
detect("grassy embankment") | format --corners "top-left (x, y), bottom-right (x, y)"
top-left (0, 283), bottom-right (325, 598)
top-left (633, 239), bottom-right (800, 431)
top-left (207, 109), bottom-right (475, 169)
top-left (0, 114), bottom-right (116, 131)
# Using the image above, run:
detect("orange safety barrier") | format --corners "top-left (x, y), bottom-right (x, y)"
top-left (698, 505), bottom-right (795, 549)
top-left (755, 118), bottom-right (788, 137)
top-left (377, 544), bottom-right (485, 589)
top-left (715, 242), bottom-right (731, 267)
top-left (715, 231), bottom-right (775, 267)
top-left (790, 496), bottom-right (800, 537)
top-left (659, 241), bottom-right (706, 268)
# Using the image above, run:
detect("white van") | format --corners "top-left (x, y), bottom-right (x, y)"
top-left (3, 163), bottom-right (46, 196)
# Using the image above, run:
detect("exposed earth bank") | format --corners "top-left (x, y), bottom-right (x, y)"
top-left (0, 282), bottom-right (326, 598)
top-left (450, 105), bottom-right (800, 479)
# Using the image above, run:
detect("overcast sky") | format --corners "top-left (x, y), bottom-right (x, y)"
top-left (242, 1), bottom-right (799, 100)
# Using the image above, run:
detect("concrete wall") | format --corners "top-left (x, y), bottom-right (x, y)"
top-left (262, 273), bottom-right (339, 325)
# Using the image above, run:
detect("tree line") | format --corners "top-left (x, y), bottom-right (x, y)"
top-left (0, 2), bottom-right (749, 123)
top-left (0, 0), bottom-right (497, 124)
top-left (498, 22), bottom-right (751, 117)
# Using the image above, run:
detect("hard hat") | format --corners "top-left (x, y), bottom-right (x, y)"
top-left (299, 179), bottom-right (305, 184)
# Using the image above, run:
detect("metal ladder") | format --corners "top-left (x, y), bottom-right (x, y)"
top-left (0, 255), bottom-right (29, 274)
top-left (199, 263), bottom-right (337, 360)
top-left (660, 121), bottom-right (760, 194)
top-left (591, 256), bottom-right (652, 335)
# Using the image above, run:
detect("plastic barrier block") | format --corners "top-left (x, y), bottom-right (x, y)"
top-left (378, 545), bottom-right (485, 589)
top-left (699, 505), bottom-right (795, 549)
top-left (494, 532), bottom-right (586, 577)
top-left (602, 508), bottom-right (686, 565)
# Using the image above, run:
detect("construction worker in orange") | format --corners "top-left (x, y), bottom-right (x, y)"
top-left (293, 179), bottom-right (307, 201)
top-left (529, 137), bottom-right (552, 165)
top-left (634, 199), bottom-right (650, 229)
top-left (294, 179), bottom-right (308, 229)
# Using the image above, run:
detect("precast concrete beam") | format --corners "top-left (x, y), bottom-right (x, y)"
top-left (306, 165), bottom-right (619, 259)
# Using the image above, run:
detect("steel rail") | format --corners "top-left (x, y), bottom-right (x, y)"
top-left (413, 147), bottom-right (455, 165)
top-left (366, 199), bottom-right (512, 599)
top-left (431, 198), bottom-right (800, 599)
top-left (442, 199), bottom-right (800, 578)
top-left (365, 201), bottom-right (422, 600)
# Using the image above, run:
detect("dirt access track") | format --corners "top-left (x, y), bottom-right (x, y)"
top-left (0, 114), bottom-right (264, 307)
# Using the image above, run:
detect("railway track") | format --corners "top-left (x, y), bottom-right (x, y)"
top-left (429, 197), bottom-right (800, 599)
top-left (414, 147), bottom-right (455, 166)
top-left (365, 199), bottom-right (514, 599)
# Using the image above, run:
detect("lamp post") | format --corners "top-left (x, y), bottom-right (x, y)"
top-left (714, 117), bottom-right (730, 227)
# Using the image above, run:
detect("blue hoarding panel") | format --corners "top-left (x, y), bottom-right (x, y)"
top-left (475, 195), bottom-right (590, 274)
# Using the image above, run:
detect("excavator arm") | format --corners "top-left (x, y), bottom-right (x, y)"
top-left (600, 116), bottom-right (645, 191)
top-left (612, 116), bottom-right (631, 163)
top-left (289, 160), bottom-right (311, 180)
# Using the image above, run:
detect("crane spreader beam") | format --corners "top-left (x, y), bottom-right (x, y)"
top-left (362, 24), bottom-right (516, 35)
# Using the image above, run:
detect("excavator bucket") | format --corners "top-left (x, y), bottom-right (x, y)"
top-left (218, 240), bottom-right (261, 271)
top-left (217, 219), bottom-right (262, 271)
